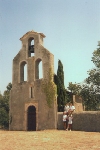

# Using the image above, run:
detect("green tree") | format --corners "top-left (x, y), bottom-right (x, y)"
top-left (0, 83), bottom-right (12, 128)
top-left (79, 84), bottom-right (99, 110)
top-left (86, 46), bottom-right (100, 86)
top-left (66, 82), bottom-right (81, 103)
top-left (66, 90), bottom-right (73, 103)
top-left (55, 60), bottom-right (67, 112)
top-left (91, 47), bottom-right (100, 68)
top-left (67, 82), bottom-right (81, 95)
top-left (4, 82), bottom-right (12, 100)
top-left (80, 45), bottom-right (100, 110)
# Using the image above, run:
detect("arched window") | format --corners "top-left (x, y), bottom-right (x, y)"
top-left (39, 61), bottom-right (43, 79)
top-left (24, 64), bottom-right (27, 81)
top-left (20, 61), bottom-right (27, 82)
top-left (28, 38), bottom-right (34, 57)
top-left (35, 58), bottom-right (43, 79)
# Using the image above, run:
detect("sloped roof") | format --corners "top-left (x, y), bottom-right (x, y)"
top-left (20, 30), bottom-right (46, 40)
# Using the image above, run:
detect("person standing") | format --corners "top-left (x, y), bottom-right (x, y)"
top-left (63, 111), bottom-right (67, 130)
top-left (69, 102), bottom-right (75, 113)
top-left (66, 112), bottom-right (73, 131)
top-left (64, 103), bottom-right (69, 115)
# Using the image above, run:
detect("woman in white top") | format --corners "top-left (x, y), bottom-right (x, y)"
top-left (64, 103), bottom-right (69, 115)
top-left (69, 102), bottom-right (75, 113)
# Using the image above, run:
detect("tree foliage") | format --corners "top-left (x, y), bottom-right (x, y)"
top-left (79, 84), bottom-right (99, 110)
top-left (0, 83), bottom-right (12, 128)
top-left (42, 68), bottom-right (57, 107)
top-left (66, 45), bottom-right (100, 111)
top-left (66, 82), bottom-right (81, 103)
top-left (91, 47), bottom-right (100, 68)
top-left (67, 82), bottom-right (81, 95)
top-left (87, 47), bottom-right (100, 86)
top-left (80, 46), bottom-right (100, 110)
top-left (55, 60), bottom-right (67, 112)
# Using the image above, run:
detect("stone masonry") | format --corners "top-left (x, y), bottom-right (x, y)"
top-left (9, 30), bottom-right (57, 131)
top-left (73, 95), bottom-right (83, 112)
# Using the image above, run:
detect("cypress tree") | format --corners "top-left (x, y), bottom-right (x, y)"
top-left (56, 60), bottom-right (67, 112)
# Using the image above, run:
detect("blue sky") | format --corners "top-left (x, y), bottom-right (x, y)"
top-left (0, 0), bottom-right (100, 94)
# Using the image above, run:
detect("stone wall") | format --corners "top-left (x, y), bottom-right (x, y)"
top-left (9, 31), bottom-right (57, 131)
top-left (57, 111), bottom-right (100, 132)
top-left (73, 95), bottom-right (83, 112)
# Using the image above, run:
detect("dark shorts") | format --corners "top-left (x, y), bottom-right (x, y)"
top-left (66, 119), bottom-right (68, 123)
top-left (66, 112), bottom-right (69, 115)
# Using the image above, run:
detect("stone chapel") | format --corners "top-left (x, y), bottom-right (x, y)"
top-left (9, 30), bottom-right (57, 131)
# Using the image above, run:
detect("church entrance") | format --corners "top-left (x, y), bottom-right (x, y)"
top-left (27, 105), bottom-right (36, 131)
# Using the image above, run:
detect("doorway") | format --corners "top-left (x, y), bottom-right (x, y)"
top-left (27, 105), bottom-right (36, 131)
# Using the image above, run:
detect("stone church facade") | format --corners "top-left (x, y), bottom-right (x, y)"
top-left (9, 30), bottom-right (57, 131)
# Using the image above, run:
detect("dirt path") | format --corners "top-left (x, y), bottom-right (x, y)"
top-left (0, 130), bottom-right (100, 150)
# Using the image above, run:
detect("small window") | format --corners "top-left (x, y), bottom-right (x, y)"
top-left (29, 87), bottom-right (33, 98)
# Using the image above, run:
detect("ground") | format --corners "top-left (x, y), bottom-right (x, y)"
top-left (0, 130), bottom-right (100, 150)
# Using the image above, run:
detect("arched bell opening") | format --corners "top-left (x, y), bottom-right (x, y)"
top-left (28, 37), bottom-right (35, 57)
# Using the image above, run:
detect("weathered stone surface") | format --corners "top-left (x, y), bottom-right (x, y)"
top-left (9, 30), bottom-right (57, 131)
top-left (57, 111), bottom-right (100, 132)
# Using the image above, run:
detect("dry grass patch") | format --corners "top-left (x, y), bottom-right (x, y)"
top-left (0, 130), bottom-right (100, 150)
